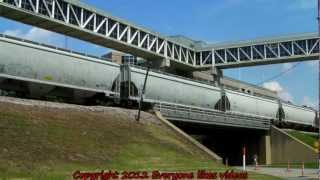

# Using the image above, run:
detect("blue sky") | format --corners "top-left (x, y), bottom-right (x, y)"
top-left (0, 0), bottom-right (318, 108)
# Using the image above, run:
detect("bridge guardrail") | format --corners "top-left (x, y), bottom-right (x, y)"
top-left (154, 102), bottom-right (271, 130)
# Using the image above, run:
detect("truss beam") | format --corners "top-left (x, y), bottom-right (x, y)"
top-left (0, 0), bottom-right (319, 69)
top-left (198, 36), bottom-right (320, 68)
top-left (0, 0), bottom-right (195, 68)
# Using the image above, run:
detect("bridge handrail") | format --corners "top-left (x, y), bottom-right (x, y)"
top-left (154, 102), bottom-right (271, 122)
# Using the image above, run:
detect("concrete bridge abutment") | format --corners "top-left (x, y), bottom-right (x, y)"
top-left (269, 126), bottom-right (317, 164)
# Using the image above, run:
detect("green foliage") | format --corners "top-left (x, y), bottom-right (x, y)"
top-left (287, 130), bottom-right (317, 148)
top-left (0, 102), bottom-right (281, 180)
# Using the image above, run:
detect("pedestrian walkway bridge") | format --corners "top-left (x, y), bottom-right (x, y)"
top-left (0, 0), bottom-right (319, 70)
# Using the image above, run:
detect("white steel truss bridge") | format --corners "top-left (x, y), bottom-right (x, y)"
top-left (0, 0), bottom-right (319, 70)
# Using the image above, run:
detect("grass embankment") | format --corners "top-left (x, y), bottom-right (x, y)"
top-left (0, 98), bottom-right (281, 179)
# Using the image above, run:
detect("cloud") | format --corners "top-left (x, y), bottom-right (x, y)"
top-left (3, 27), bottom-right (62, 45)
top-left (279, 91), bottom-right (294, 103)
top-left (301, 96), bottom-right (318, 109)
top-left (262, 81), bottom-right (294, 102)
top-left (262, 81), bottom-right (283, 92)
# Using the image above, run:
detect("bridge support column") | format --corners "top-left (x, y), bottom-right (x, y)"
top-left (211, 67), bottom-right (223, 86)
top-left (259, 135), bottom-right (272, 165)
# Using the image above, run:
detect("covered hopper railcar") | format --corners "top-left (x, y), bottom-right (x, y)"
top-left (0, 34), bottom-right (317, 128)
top-left (121, 65), bottom-right (317, 128)
top-left (281, 102), bottom-right (317, 127)
top-left (0, 34), bottom-right (120, 103)
top-left (121, 65), bottom-right (222, 109)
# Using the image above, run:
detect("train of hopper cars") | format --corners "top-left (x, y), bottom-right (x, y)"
top-left (0, 33), bottom-right (317, 128)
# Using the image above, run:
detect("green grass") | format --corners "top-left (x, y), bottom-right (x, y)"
top-left (248, 173), bottom-right (283, 180)
top-left (287, 130), bottom-right (318, 148)
top-left (0, 101), bottom-right (282, 180)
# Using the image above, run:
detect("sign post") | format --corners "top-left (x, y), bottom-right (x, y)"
top-left (254, 154), bottom-right (258, 170)
top-left (243, 146), bottom-right (246, 171)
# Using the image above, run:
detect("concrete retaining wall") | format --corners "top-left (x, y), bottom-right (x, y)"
top-left (270, 126), bottom-right (317, 164)
top-left (154, 111), bottom-right (222, 162)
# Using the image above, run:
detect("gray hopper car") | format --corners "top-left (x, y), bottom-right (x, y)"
top-left (122, 65), bottom-right (317, 128)
top-left (0, 34), bottom-right (120, 103)
top-left (0, 34), bottom-right (317, 128)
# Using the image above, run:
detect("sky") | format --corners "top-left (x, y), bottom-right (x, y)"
top-left (0, 0), bottom-right (318, 109)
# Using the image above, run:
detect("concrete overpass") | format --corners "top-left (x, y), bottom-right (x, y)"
top-left (154, 102), bottom-right (271, 130)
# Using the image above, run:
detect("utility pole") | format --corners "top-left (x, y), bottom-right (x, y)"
top-left (135, 64), bottom-right (151, 122)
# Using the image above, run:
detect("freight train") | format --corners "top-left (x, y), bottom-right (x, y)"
top-left (0, 34), bottom-right (317, 128)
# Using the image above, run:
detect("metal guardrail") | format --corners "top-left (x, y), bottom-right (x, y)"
top-left (154, 102), bottom-right (271, 130)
